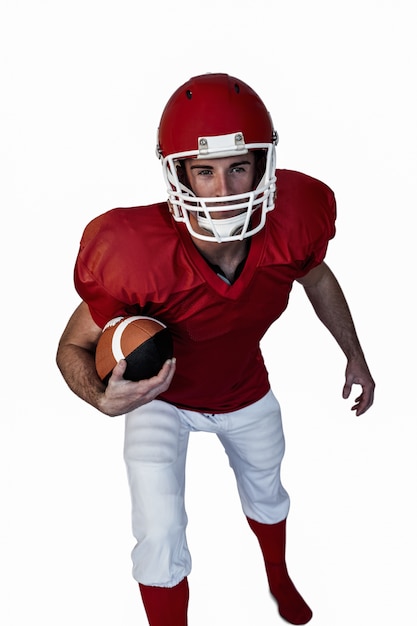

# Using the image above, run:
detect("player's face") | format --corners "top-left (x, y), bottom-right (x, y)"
top-left (184, 153), bottom-right (256, 218)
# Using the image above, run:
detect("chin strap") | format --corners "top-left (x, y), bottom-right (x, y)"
top-left (197, 212), bottom-right (248, 240)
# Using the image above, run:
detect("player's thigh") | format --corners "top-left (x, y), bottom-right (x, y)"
top-left (221, 391), bottom-right (285, 471)
top-left (124, 399), bottom-right (188, 464)
top-left (124, 399), bottom-right (190, 504)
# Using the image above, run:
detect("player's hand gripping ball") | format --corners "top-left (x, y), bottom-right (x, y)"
top-left (95, 316), bottom-right (174, 383)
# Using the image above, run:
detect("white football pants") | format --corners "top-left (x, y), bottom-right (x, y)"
top-left (123, 390), bottom-right (290, 587)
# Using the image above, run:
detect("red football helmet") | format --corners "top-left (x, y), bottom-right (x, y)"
top-left (156, 73), bottom-right (278, 242)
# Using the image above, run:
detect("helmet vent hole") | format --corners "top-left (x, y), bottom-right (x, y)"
top-left (186, 90), bottom-right (193, 99)
top-left (234, 83), bottom-right (240, 94)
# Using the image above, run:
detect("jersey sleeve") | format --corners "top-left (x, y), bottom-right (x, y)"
top-left (269, 170), bottom-right (337, 276)
top-left (74, 212), bottom-right (139, 328)
top-left (299, 181), bottom-right (336, 273)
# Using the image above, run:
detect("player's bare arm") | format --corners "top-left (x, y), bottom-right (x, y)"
top-left (297, 262), bottom-right (375, 415)
top-left (56, 302), bottom-right (176, 417)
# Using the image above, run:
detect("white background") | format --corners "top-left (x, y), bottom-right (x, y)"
top-left (1, 1), bottom-right (416, 624)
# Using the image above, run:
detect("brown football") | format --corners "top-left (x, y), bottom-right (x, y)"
top-left (95, 316), bottom-right (173, 383)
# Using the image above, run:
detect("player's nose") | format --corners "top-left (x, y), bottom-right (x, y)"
top-left (214, 172), bottom-right (231, 197)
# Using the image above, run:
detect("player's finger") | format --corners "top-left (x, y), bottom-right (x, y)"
top-left (138, 358), bottom-right (176, 390)
top-left (109, 359), bottom-right (127, 380)
top-left (134, 359), bottom-right (176, 402)
top-left (158, 358), bottom-right (176, 385)
top-left (352, 388), bottom-right (374, 416)
top-left (342, 381), bottom-right (352, 399)
top-left (151, 357), bottom-right (176, 381)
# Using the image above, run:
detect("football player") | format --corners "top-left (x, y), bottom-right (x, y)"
top-left (57, 73), bottom-right (375, 625)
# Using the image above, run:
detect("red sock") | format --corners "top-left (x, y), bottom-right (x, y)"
top-left (247, 517), bottom-right (312, 625)
top-left (139, 577), bottom-right (189, 626)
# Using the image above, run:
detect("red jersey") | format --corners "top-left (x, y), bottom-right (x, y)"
top-left (75, 169), bottom-right (336, 413)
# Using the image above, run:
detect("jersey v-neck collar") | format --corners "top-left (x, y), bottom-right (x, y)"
top-left (205, 255), bottom-right (248, 285)
top-left (175, 220), bottom-right (265, 298)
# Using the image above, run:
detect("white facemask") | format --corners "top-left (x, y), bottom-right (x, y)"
top-left (161, 136), bottom-right (277, 243)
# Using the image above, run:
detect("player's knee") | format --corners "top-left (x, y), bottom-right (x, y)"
top-left (144, 520), bottom-right (186, 547)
